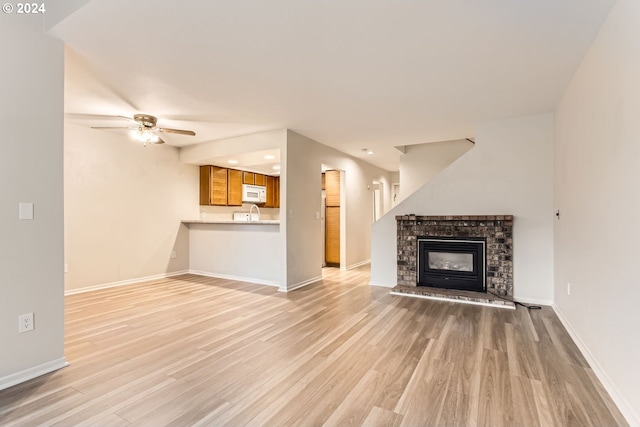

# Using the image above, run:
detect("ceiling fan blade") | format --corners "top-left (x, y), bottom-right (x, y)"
top-left (116, 115), bottom-right (139, 124)
top-left (91, 126), bottom-right (131, 130)
top-left (157, 127), bottom-right (196, 136)
top-left (154, 135), bottom-right (166, 144)
top-left (66, 113), bottom-right (137, 123)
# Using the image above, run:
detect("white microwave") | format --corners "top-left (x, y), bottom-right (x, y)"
top-left (242, 184), bottom-right (266, 203)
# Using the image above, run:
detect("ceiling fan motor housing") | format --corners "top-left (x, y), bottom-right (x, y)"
top-left (133, 114), bottom-right (158, 128)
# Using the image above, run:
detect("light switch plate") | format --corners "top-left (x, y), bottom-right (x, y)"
top-left (19, 202), bottom-right (34, 220)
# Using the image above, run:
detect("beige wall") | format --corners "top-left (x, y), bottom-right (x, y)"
top-left (188, 223), bottom-right (281, 286)
top-left (64, 123), bottom-right (199, 292)
top-left (283, 132), bottom-right (324, 289)
top-left (554, 0), bottom-right (640, 422)
top-left (0, 15), bottom-right (66, 388)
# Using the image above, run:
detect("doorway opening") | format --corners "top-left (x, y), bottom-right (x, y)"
top-left (372, 181), bottom-right (382, 222)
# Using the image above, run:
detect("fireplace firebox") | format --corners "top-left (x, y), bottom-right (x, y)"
top-left (417, 237), bottom-right (486, 292)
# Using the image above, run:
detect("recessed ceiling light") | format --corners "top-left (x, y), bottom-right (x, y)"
top-left (227, 160), bottom-right (238, 165)
top-left (362, 148), bottom-right (374, 155)
top-left (272, 165), bottom-right (281, 171)
top-left (264, 155), bottom-right (275, 160)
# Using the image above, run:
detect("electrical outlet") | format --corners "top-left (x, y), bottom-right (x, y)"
top-left (64, 263), bottom-right (68, 273)
top-left (567, 282), bottom-right (571, 295)
top-left (171, 251), bottom-right (177, 259)
top-left (18, 313), bottom-right (34, 333)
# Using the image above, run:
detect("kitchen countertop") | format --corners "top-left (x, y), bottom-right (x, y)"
top-left (182, 219), bottom-right (280, 225)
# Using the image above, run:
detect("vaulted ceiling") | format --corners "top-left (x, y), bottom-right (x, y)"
top-left (52, 0), bottom-right (616, 171)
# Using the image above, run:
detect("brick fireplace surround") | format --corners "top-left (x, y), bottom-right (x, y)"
top-left (396, 215), bottom-right (514, 302)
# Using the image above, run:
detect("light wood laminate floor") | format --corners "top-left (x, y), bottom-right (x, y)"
top-left (0, 267), bottom-right (628, 426)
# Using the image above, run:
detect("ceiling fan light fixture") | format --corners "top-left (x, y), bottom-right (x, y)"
top-left (129, 127), bottom-right (159, 145)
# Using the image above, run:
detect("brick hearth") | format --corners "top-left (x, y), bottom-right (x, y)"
top-left (396, 215), bottom-right (514, 297)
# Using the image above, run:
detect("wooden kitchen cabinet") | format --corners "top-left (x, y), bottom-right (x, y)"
top-left (263, 175), bottom-right (280, 208)
top-left (265, 175), bottom-right (275, 208)
top-left (200, 166), bottom-right (211, 205)
top-left (200, 165), bottom-right (228, 206)
top-left (242, 171), bottom-right (255, 185)
top-left (324, 170), bottom-right (340, 266)
top-left (201, 165), bottom-right (279, 207)
top-left (325, 170), bottom-right (340, 207)
top-left (325, 206), bottom-right (340, 265)
top-left (227, 169), bottom-right (243, 206)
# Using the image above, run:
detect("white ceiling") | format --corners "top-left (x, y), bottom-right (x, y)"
top-left (53, 0), bottom-right (616, 171)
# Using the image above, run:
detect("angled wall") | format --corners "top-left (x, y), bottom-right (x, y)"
top-left (397, 139), bottom-right (474, 204)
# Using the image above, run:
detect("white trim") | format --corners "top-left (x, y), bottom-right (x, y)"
top-left (369, 281), bottom-right (395, 288)
top-left (552, 304), bottom-right (637, 426)
top-left (65, 270), bottom-right (190, 295)
top-left (279, 275), bottom-right (322, 292)
top-left (347, 259), bottom-right (371, 270)
top-left (189, 270), bottom-right (279, 288)
top-left (390, 291), bottom-right (515, 310)
top-left (0, 358), bottom-right (69, 391)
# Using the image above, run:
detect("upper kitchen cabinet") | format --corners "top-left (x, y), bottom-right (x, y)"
top-left (227, 169), bottom-right (243, 206)
top-left (254, 174), bottom-right (266, 186)
top-left (200, 165), bottom-right (228, 206)
top-left (201, 165), bottom-right (279, 208)
top-left (264, 176), bottom-right (280, 208)
top-left (242, 171), bottom-right (255, 185)
top-left (265, 175), bottom-right (276, 208)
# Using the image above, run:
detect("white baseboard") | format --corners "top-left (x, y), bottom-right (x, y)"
top-left (0, 357), bottom-right (69, 391)
top-left (552, 304), bottom-right (638, 427)
top-left (279, 276), bottom-right (322, 292)
top-left (369, 281), bottom-right (395, 288)
top-left (189, 270), bottom-right (279, 288)
top-left (65, 270), bottom-right (190, 295)
top-left (347, 259), bottom-right (371, 270)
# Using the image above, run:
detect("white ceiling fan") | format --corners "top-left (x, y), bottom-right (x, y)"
top-left (89, 114), bottom-right (196, 145)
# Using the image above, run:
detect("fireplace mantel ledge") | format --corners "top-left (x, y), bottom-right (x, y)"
top-left (396, 215), bottom-right (513, 221)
